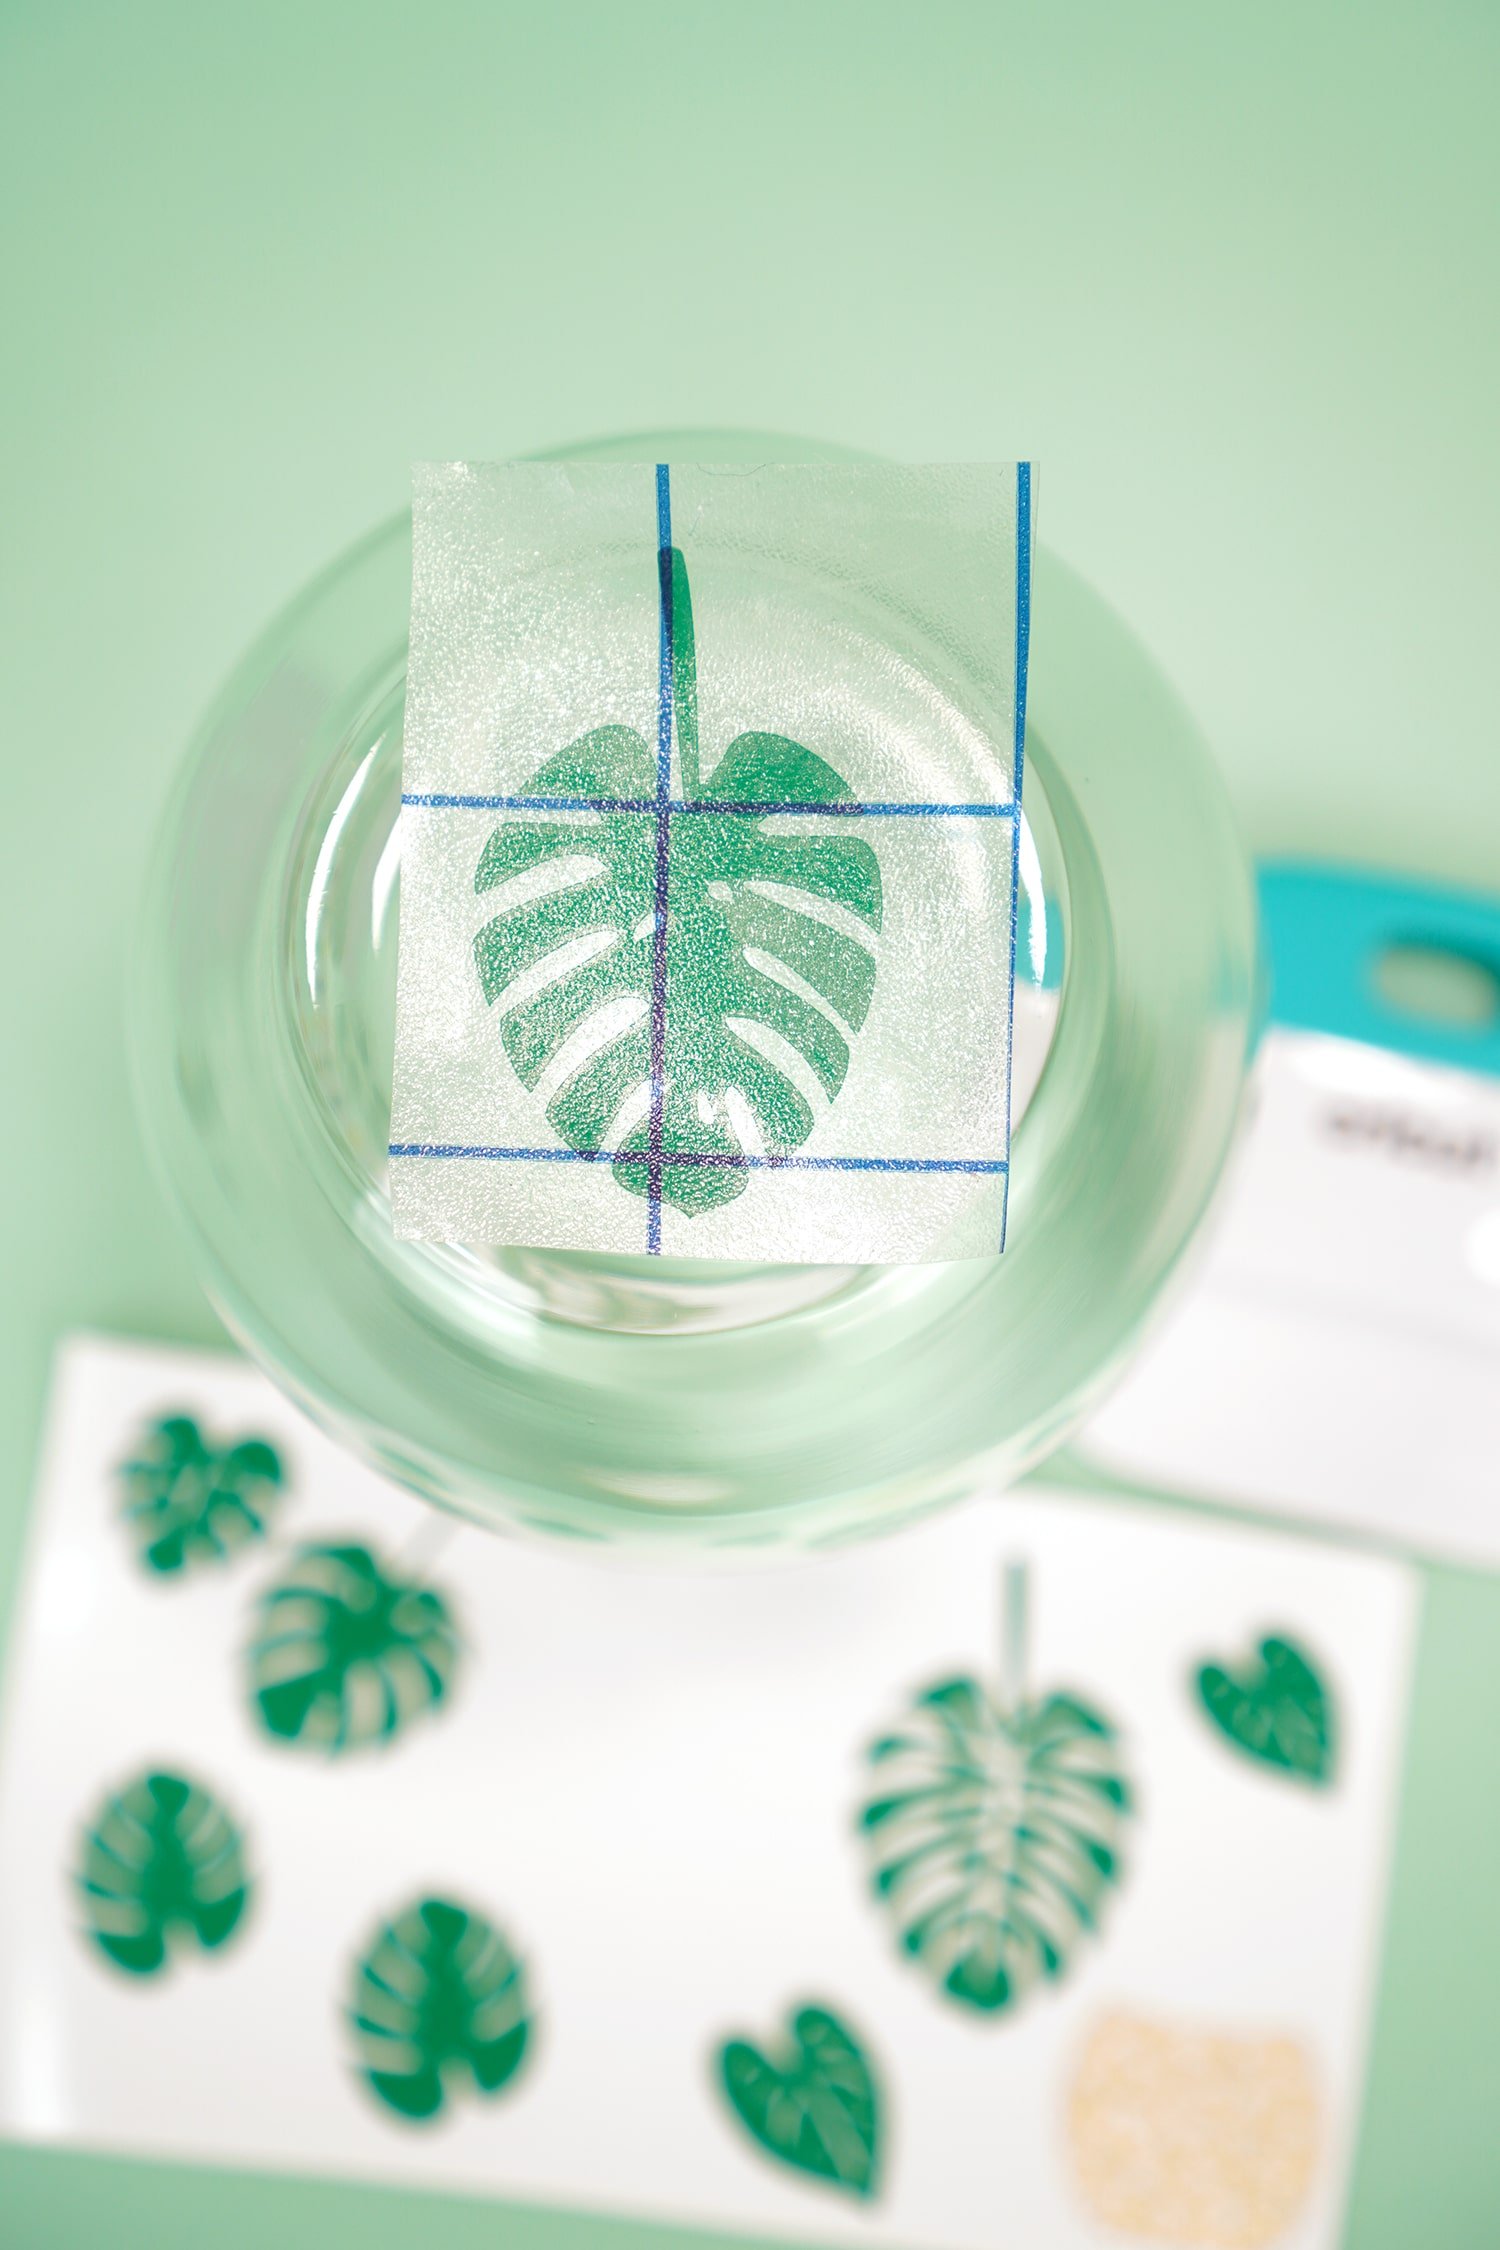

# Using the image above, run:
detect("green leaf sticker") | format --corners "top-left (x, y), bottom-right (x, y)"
top-left (349, 1896), bottom-right (532, 2122)
top-left (717, 2002), bottom-right (881, 2200)
top-left (76, 1769), bottom-right (251, 1977)
top-left (248, 1542), bottom-right (459, 1753)
top-left (117, 1412), bottom-right (284, 1575)
top-left (1195, 1635), bottom-right (1336, 1786)
top-left (473, 548), bottom-right (882, 1217)
top-left (859, 1657), bottom-right (1133, 2015)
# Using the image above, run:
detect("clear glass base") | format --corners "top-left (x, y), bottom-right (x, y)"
top-left (295, 658), bottom-right (1063, 1339)
top-left (133, 430), bottom-right (1256, 1550)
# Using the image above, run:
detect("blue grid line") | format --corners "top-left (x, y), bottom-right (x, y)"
top-left (402, 792), bottom-right (1019, 818)
top-left (655, 463), bottom-right (674, 800)
top-left (389, 1144), bottom-right (1008, 1175)
top-left (999, 459), bottom-right (1033, 1255)
top-left (1013, 461), bottom-right (1032, 804)
top-left (645, 464), bottom-right (675, 1252)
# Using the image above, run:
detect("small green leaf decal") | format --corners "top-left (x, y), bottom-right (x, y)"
top-left (248, 1543), bottom-right (459, 1753)
top-left (349, 1896), bottom-right (532, 2122)
top-left (859, 1675), bottom-right (1132, 2015)
top-left (1195, 1635), bottom-right (1335, 1786)
top-left (473, 548), bottom-right (882, 1216)
top-left (117, 1412), bottom-right (284, 1575)
top-left (76, 1769), bottom-right (251, 1977)
top-left (716, 2002), bottom-right (881, 2199)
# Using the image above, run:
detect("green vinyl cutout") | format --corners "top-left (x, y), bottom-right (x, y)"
top-left (1195, 1635), bottom-right (1336, 1786)
top-left (473, 547), bottom-right (882, 1217)
top-left (858, 1564), bottom-right (1133, 2016)
top-left (716, 2002), bottom-right (882, 2200)
top-left (349, 1896), bottom-right (532, 2122)
top-left (117, 1412), bottom-right (284, 1576)
top-left (248, 1542), bottom-right (459, 1753)
top-left (76, 1769), bottom-right (251, 1977)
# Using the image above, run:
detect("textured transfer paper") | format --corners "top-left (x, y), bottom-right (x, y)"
top-left (389, 461), bottom-right (1032, 1260)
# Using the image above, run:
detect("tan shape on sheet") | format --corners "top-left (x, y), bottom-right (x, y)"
top-left (1067, 2011), bottom-right (1321, 2248)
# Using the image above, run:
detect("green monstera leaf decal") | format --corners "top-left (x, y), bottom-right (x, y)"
top-left (717, 2002), bottom-right (881, 2200)
top-left (1195, 1634), bottom-right (1335, 1786)
top-left (349, 1895), bottom-right (532, 2122)
top-left (859, 1598), bottom-right (1133, 2017)
top-left (473, 550), bottom-right (882, 1215)
top-left (117, 1412), bottom-right (284, 1575)
top-left (76, 1768), bottom-right (251, 1976)
top-left (248, 1543), bottom-right (459, 1753)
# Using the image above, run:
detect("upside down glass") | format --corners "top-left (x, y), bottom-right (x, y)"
top-left (132, 431), bottom-right (1258, 1551)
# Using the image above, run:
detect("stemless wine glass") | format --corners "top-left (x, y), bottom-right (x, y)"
top-left (132, 430), bottom-right (1257, 1552)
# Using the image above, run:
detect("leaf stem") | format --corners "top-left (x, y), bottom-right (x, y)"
top-left (669, 546), bottom-right (701, 798)
top-left (394, 1510), bottom-right (463, 1585)
top-left (999, 1558), bottom-right (1029, 1713)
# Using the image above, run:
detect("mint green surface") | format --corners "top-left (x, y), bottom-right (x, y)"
top-left (2, 5), bottom-right (1498, 2246)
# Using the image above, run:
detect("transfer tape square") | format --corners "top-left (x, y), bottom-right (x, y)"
top-left (390, 460), bottom-right (1033, 1262)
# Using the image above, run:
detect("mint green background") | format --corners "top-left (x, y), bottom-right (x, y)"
top-left (3, 5), bottom-right (1498, 2244)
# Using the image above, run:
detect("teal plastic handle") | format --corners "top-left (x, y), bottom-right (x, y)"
top-left (1259, 860), bottom-right (1500, 1078)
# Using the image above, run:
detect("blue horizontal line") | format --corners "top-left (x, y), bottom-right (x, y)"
top-left (401, 793), bottom-right (1017, 820)
top-left (403, 793), bottom-right (654, 813)
top-left (391, 1143), bottom-right (616, 1163)
top-left (389, 1143), bottom-right (1007, 1175)
top-left (674, 800), bottom-right (1017, 819)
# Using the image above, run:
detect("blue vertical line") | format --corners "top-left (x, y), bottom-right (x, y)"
top-left (999, 460), bottom-right (1034, 1254)
top-left (655, 464), bottom-right (674, 800)
top-left (647, 464), bottom-right (674, 1253)
top-left (1012, 462), bottom-right (1032, 801)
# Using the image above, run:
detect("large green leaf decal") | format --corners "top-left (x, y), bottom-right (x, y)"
top-left (859, 1674), bottom-right (1132, 2015)
top-left (117, 1412), bottom-right (284, 1576)
top-left (1195, 1634), bottom-right (1336, 1786)
top-left (76, 1768), bottom-right (251, 1976)
top-left (716, 2001), bottom-right (881, 2199)
top-left (349, 1895), bottom-right (532, 2121)
top-left (474, 550), bottom-right (882, 1215)
top-left (248, 1542), bottom-right (459, 1753)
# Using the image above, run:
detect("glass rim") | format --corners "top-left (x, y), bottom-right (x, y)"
top-left (131, 431), bottom-right (1258, 1551)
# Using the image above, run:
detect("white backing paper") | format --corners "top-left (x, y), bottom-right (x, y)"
top-left (1080, 1028), bottom-right (1500, 1568)
top-left (0, 1336), bottom-right (1416, 2250)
